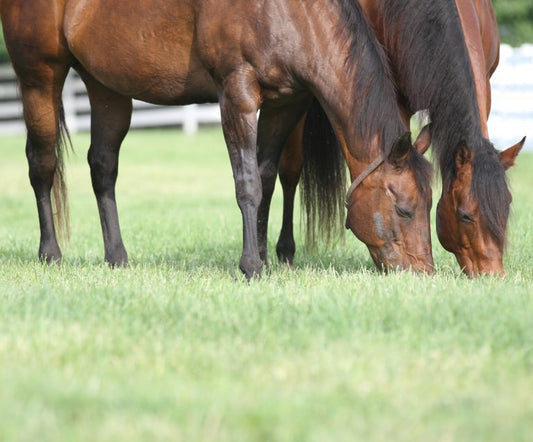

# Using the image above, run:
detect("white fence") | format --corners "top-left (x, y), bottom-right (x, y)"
top-left (488, 44), bottom-right (533, 151)
top-left (0, 66), bottom-right (220, 135)
top-left (0, 44), bottom-right (532, 151)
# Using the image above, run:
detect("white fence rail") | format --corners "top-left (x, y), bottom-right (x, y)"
top-left (488, 44), bottom-right (533, 151)
top-left (0, 65), bottom-right (220, 135)
top-left (0, 44), bottom-right (532, 150)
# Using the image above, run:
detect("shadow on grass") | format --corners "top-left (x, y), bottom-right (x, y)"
top-left (0, 241), bottom-right (379, 277)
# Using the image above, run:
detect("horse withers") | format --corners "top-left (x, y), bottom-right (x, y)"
top-left (0, 0), bottom-right (433, 278)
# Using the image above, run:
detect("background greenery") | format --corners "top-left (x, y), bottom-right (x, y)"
top-left (0, 128), bottom-right (532, 441)
top-left (493, 0), bottom-right (533, 46)
top-left (0, 0), bottom-right (533, 63)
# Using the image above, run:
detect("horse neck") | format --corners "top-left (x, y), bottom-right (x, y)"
top-left (453, 0), bottom-right (500, 137)
top-left (373, 0), bottom-right (493, 158)
top-left (297, 0), bottom-right (404, 166)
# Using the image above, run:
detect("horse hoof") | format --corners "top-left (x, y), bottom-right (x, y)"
top-left (276, 243), bottom-right (295, 266)
top-left (108, 259), bottom-right (129, 269)
top-left (39, 246), bottom-right (62, 265)
top-left (40, 253), bottom-right (62, 266)
top-left (239, 255), bottom-right (263, 280)
top-left (106, 250), bottom-right (129, 268)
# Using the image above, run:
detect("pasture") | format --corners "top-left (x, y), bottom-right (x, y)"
top-left (0, 128), bottom-right (532, 441)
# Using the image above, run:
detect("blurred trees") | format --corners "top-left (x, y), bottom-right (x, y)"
top-left (493, 0), bottom-right (533, 46)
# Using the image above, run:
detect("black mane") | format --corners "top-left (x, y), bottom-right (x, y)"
top-left (335, 0), bottom-right (434, 195)
top-left (378, 0), bottom-right (509, 245)
top-left (299, 0), bottom-right (434, 244)
top-left (332, 0), bottom-right (406, 159)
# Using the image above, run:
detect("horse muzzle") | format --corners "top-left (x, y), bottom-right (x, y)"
top-left (368, 244), bottom-right (434, 274)
top-left (456, 253), bottom-right (505, 277)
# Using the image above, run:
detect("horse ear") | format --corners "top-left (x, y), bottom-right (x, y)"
top-left (413, 124), bottom-right (432, 155)
top-left (388, 132), bottom-right (412, 166)
top-left (500, 137), bottom-right (525, 170)
top-left (455, 142), bottom-right (472, 169)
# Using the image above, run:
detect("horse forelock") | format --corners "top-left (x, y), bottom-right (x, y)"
top-left (471, 145), bottom-right (510, 248)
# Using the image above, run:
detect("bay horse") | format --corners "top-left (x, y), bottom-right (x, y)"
top-left (276, 0), bottom-right (525, 276)
top-left (0, 0), bottom-right (433, 279)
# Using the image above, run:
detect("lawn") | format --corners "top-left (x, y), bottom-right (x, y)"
top-left (0, 128), bottom-right (532, 441)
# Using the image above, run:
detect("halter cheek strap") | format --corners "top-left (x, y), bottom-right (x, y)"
top-left (344, 154), bottom-right (385, 209)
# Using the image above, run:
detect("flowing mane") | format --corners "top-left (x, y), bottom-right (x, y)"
top-left (379, 0), bottom-right (509, 246)
top-left (299, 0), bottom-right (433, 246)
top-left (332, 0), bottom-right (405, 158)
top-left (333, 0), bottom-right (433, 191)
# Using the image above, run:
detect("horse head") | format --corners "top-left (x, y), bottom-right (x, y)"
top-left (345, 126), bottom-right (434, 273)
top-left (436, 137), bottom-right (525, 276)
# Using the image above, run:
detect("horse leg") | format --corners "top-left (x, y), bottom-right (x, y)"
top-left (275, 118), bottom-right (304, 265)
top-left (19, 65), bottom-right (70, 264)
top-left (257, 104), bottom-right (308, 266)
top-left (81, 73), bottom-right (132, 267)
top-left (218, 70), bottom-right (264, 279)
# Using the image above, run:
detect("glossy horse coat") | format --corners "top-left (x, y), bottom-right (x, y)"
top-left (1, 0), bottom-right (433, 277)
top-left (278, 0), bottom-right (524, 276)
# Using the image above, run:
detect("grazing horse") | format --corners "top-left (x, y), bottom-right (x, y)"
top-left (277, 0), bottom-right (524, 276)
top-left (0, 0), bottom-right (433, 278)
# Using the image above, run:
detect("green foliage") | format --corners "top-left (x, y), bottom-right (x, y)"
top-left (493, 0), bottom-right (533, 45)
top-left (0, 129), bottom-right (533, 441)
top-left (0, 24), bottom-right (8, 63)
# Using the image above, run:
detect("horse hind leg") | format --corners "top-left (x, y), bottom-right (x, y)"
top-left (81, 73), bottom-right (132, 267)
top-left (19, 65), bottom-right (70, 264)
top-left (275, 118), bottom-right (305, 265)
top-left (257, 104), bottom-right (308, 267)
top-left (217, 68), bottom-right (266, 279)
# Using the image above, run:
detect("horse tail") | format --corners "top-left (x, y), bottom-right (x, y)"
top-left (300, 98), bottom-right (346, 247)
top-left (52, 103), bottom-right (72, 241)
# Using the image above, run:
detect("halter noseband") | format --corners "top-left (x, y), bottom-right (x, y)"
top-left (344, 154), bottom-right (385, 208)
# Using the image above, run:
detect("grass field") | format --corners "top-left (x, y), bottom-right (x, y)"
top-left (1, 128), bottom-right (532, 441)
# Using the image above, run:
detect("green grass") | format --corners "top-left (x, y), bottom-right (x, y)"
top-left (1, 128), bottom-right (532, 441)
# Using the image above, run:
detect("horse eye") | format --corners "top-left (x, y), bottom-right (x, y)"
top-left (458, 210), bottom-right (474, 223)
top-left (395, 205), bottom-right (413, 219)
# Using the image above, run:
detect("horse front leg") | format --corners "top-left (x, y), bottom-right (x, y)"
top-left (83, 73), bottom-right (132, 267)
top-left (276, 118), bottom-right (305, 265)
top-left (218, 70), bottom-right (263, 280)
top-left (257, 102), bottom-right (309, 267)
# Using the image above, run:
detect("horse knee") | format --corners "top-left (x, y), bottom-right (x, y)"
top-left (235, 172), bottom-right (262, 209)
top-left (88, 148), bottom-right (119, 191)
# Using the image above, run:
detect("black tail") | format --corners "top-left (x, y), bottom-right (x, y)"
top-left (52, 104), bottom-right (72, 241)
top-left (300, 99), bottom-right (346, 247)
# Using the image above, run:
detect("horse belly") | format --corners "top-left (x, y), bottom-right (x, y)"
top-left (64, 0), bottom-right (218, 104)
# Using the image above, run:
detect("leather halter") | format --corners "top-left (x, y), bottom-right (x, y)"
top-left (344, 154), bottom-right (385, 208)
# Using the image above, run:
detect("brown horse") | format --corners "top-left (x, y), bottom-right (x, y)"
top-left (277, 0), bottom-right (525, 276)
top-left (0, 0), bottom-right (433, 278)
